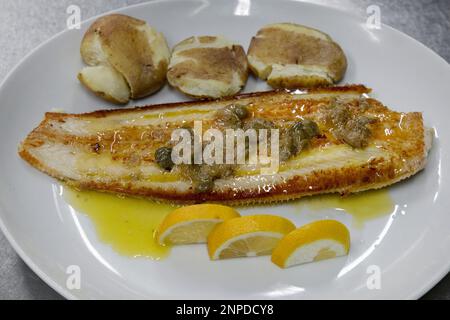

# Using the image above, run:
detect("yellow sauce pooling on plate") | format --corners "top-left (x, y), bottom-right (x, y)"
top-left (296, 189), bottom-right (395, 228)
top-left (64, 187), bottom-right (394, 259)
top-left (64, 187), bottom-right (177, 259)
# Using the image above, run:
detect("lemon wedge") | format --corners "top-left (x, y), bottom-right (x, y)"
top-left (207, 215), bottom-right (296, 260)
top-left (271, 220), bottom-right (350, 268)
top-left (156, 204), bottom-right (240, 245)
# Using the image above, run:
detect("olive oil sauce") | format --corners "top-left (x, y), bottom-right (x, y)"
top-left (64, 187), bottom-right (394, 259)
top-left (64, 187), bottom-right (177, 259)
top-left (295, 189), bottom-right (395, 228)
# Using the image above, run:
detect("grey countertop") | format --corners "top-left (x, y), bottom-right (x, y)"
top-left (0, 0), bottom-right (449, 300)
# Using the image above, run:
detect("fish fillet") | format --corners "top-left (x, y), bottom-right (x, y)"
top-left (19, 85), bottom-right (432, 205)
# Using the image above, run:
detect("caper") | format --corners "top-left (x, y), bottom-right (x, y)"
top-left (336, 118), bottom-right (371, 148)
top-left (291, 119), bottom-right (320, 140)
top-left (195, 178), bottom-right (214, 193)
top-left (214, 104), bottom-right (250, 130)
top-left (155, 147), bottom-right (174, 171)
top-left (327, 103), bottom-right (350, 126)
top-left (288, 120), bottom-right (320, 156)
top-left (278, 129), bottom-right (294, 161)
top-left (215, 108), bottom-right (242, 129)
top-left (232, 104), bottom-right (249, 120)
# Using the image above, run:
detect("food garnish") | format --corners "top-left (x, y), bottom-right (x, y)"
top-left (271, 220), bottom-right (350, 268)
top-left (207, 215), bottom-right (296, 260)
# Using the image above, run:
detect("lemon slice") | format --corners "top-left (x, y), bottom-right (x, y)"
top-left (155, 204), bottom-right (240, 245)
top-left (207, 215), bottom-right (296, 260)
top-left (271, 220), bottom-right (350, 268)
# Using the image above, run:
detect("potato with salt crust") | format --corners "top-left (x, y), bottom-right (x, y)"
top-left (247, 23), bottom-right (347, 89)
top-left (167, 36), bottom-right (249, 99)
top-left (78, 14), bottom-right (171, 104)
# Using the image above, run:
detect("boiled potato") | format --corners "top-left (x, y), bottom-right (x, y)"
top-left (78, 14), bottom-right (171, 104)
top-left (247, 23), bottom-right (347, 89)
top-left (167, 36), bottom-right (248, 99)
top-left (78, 66), bottom-right (130, 104)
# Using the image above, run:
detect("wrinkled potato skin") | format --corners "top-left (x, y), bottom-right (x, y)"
top-left (80, 14), bottom-right (170, 100)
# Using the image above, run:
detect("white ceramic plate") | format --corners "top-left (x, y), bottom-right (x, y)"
top-left (1, 0), bottom-right (449, 300)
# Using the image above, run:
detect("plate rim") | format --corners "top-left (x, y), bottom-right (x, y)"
top-left (0, 0), bottom-right (449, 300)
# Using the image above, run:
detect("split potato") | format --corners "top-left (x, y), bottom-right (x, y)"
top-left (78, 14), bottom-right (171, 104)
top-left (167, 36), bottom-right (248, 99)
top-left (247, 23), bottom-right (347, 89)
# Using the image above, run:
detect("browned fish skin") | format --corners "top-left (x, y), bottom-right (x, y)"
top-left (18, 85), bottom-right (430, 205)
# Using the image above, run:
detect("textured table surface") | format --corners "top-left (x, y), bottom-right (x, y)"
top-left (0, 0), bottom-right (449, 300)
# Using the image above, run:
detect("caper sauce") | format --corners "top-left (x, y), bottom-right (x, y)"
top-left (154, 104), bottom-right (321, 193)
top-left (279, 119), bottom-right (320, 161)
top-left (214, 104), bottom-right (249, 129)
top-left (324, 100), bottom-right (376, 148)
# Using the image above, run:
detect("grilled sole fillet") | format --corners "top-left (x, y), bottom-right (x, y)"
top-left (19, 85), bottom-right (432, 205)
